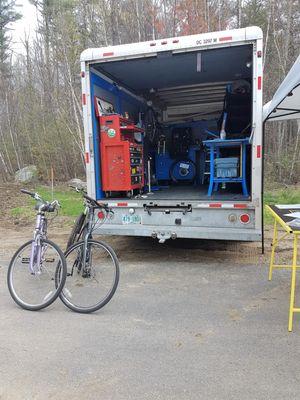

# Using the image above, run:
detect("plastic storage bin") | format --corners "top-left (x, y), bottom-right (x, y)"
top-left (215, 157), bottom-right (238, 178)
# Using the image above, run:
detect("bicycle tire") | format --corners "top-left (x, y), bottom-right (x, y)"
top-left (7, 239), bottom-right (67, 311)
top-left (66, 212), bottom-right (86, 249)
top-left (59, 239), bottom-right (119, 313)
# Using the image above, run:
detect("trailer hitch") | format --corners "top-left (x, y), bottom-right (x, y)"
top-left (152, 231), bottom-right (177, 243)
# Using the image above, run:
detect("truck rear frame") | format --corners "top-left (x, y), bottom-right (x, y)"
top-left (80, 27), bottom-right (263, 242)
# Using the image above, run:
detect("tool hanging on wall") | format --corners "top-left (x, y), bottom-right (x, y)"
top-left (147, 157), bottom-right (153, 195)
top-left (157, 135), bottom-right (166, 155)
top-left (144, 107), bottom-right (159, 144)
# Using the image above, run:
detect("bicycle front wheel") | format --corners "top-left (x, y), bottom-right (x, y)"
top-left (7, 239), bottom-right (67, 311)
top-left (60, 239), bottom-right (119, 313)
top-left (66, 212), bottom-right (86, 249)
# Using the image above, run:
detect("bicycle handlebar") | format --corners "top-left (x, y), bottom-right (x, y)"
top-left (21, 189), bottom-right (35, 197)
top-left (70, 186), bottom-right (109, 211)
top-left (21, 189), bottom-right (60, 212)
top-left (83, 193), bottom-right (110, 211)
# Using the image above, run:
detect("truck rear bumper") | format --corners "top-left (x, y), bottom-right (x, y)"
top-left (95, 224), bottom-right (262, 241)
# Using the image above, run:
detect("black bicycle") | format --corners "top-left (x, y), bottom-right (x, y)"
top-left (59, 189), bottom-right (119, 313)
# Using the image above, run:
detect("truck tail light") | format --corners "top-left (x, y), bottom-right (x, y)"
top-left (240, 213), bottom-right (250, 224)
top-left (98, 211), bottom-right (105, 220)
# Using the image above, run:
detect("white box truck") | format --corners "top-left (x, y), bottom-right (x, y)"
top-left (80, 26), bottom-right (263, 243)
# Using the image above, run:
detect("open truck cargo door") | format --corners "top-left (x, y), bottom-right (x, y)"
top-left (264, 55), bottom-right (300, 121)
top-left (81, 27), bottom-right (264, 242)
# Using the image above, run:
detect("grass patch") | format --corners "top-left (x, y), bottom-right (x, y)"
top-left (10, 185), bottom-right (83, 220)
top-left (10, 206), bottom-right (35, 219)
top-left (264, 187), bottom-right (300, 225)
top-left (33, 186), bottom-right (83, 217)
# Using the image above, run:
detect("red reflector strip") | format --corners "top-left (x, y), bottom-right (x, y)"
top-left (258, 76), bottom-right (262, 90)
top-left (257, 50), bottom-right (262, 58)
top-left (161, 41), bottom-right (167, 45)
top-left (82, 93), bottom-right (86, 105)
top-left (150, 42), bottom-right (156, 46)
top-left (173, 39), bottom-right (179, 43)
top-left (117, 202), bottom-right (128, 207)
top-left (80, 71), bottom-right (85, 78)
top-left (257, 144), bottom-right (261, 158)
top-left (219, 36), bottom-right (232, 42)
top-left (209, 203), bottom-right (222, 208)
top-left (103, 52), bottom-right (114, 57)
top-left (84, 152), bottom-right (89, 164)
top-left (234, 204), bottom-right (247, 209)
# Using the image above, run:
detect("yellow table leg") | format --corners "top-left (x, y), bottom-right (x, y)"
top-left (269, 219), bottom-right (278, 281)
top-left (288, 235), bottom-right (298, 332)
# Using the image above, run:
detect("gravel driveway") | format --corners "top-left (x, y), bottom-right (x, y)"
top-left (0, 226), bottom-right (299, 399)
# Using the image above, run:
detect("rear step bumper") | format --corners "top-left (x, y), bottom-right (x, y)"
top-left (94, 224), bottom-right (261, 241)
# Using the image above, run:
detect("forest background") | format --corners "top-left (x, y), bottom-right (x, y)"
top-left (0, 0), bottom-right (299, 185)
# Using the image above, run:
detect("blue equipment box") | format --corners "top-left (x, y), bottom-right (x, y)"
top-left (215, 157), bottom-right (238, 178)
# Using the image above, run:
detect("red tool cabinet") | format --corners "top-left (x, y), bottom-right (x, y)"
top-left (99, 115), bottom-right (144, 193)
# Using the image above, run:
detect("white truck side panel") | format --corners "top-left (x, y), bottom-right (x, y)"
top-left (81, 62), bottom-right (96, 199)
top-left (251, 37), bottom-right (263, 232)
top-left (80, 27), bottom-right (262, 63)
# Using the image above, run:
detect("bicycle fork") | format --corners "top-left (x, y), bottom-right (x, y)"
top-left (29, 214), bottom-right (44, 275)
top-left (81, 212), bottom-right (94, 276)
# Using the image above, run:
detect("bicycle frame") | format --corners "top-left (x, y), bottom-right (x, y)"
top-left (68, 190), bottom-right (111, 277)
top-left (29, 212), bottom-right (47, 275)
top-left (81, 207), bottom-right (95, 274)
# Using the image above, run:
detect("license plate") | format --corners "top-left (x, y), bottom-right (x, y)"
top-left (122, 214), bottom-right (141, 224)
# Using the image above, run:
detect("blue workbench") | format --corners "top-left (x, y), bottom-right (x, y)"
top-left (203, 138), bottom-right (250, 197)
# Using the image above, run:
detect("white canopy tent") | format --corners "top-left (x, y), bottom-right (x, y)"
top-left (263, 55), bottom-right (300, 121)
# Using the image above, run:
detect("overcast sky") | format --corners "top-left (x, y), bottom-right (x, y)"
top-left (9, 0), bottom-right (37, 55)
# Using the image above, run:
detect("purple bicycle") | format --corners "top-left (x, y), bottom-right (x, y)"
top-left (7, 189), bottom-right (67, 311)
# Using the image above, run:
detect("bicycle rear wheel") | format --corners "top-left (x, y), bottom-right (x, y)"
top-left (7, 239), bottom-right (67, 311)
top-left (59, 239), bottom-right (119, 313)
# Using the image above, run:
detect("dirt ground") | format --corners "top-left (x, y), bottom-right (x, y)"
top-left (1, 183), bottom-right (300, 399)
top-left (0, 180), bottom-right (294, 272)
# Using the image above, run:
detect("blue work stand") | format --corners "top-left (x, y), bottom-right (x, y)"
top-left (203, 138), bottom-right (250, 197)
